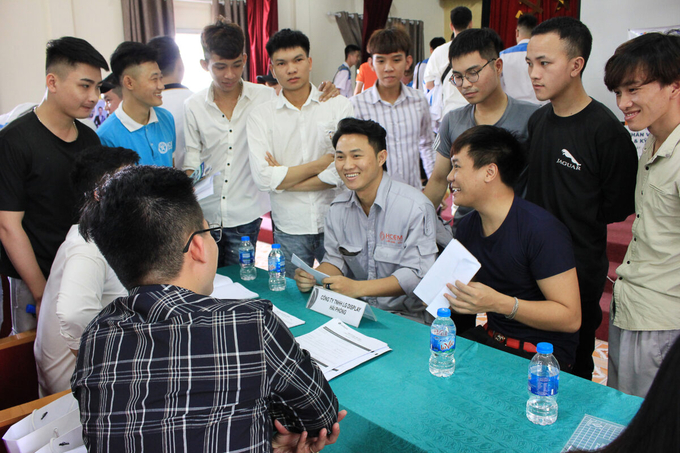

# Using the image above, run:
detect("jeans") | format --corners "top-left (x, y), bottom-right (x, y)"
top-left (273, 227), bottom-right (325, 278)
top-left (216, 218), bottom-right (263, 268)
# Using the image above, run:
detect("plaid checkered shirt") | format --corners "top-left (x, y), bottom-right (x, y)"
top-left (71, 284), bottom-right (338, 452)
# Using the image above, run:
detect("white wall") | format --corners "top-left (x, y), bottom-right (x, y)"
top-left (581, 0), bottom-right (680, 120)
top-left (277, 0), bottom-right (447, 86)
top-left (0, 0), bottom-right (124, 113)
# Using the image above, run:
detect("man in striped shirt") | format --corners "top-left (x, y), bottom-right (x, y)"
top-left (72, 165), bottom-right (343, 453)
top-left (351, 28), bottom-right (435, 189)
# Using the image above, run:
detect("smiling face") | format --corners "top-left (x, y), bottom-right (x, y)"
top-left (202, 52), bottom-right (247, 94)
top-left (613, 73), bottom-right (676, 134)
top-left (370, 51), bottom-right (412, 90)
top-left (450, 51), bottom-right (502, 105)
top-left (125, 61), bottom-right (164, 108)
top-left (526, 32), bottom-right (581, 102)
top-left (335, 133), bottom-right (386, 197)
top-left (49, 63), bottom-right (103, 119)
top-left (446, 145), bottom-right (488, 208)
top-left (270, 46), bottom-right (311, 92)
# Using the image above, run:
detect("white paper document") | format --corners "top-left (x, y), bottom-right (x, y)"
top-left (414, 239), bottom-right (481, 317)
top-left (295, 319), bottom-right (390, 380)
top-left (272, 305), bottom-right (305, 328)
top-left (194, 175), bottom-right (215, 201)
top-left (292, 254), bottom-right (329, 285)
top-left (211, 274), bottom-right (259, 300)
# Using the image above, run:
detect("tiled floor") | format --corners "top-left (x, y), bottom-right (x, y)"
top-left (256, 241), bottom-right (609, 385)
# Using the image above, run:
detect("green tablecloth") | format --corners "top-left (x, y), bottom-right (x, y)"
top-left (220, 266), bottom-right (642, 453)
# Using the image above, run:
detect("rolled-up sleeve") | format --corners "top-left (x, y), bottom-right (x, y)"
top-left (390, 203), bottom-right (438, 295)
top-left (247, 106), bottom-right (289, 193)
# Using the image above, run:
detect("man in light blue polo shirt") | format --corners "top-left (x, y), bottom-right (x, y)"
top-left (98, 42), bottom-right (175, 166)
top-left (294, 118), bottom-right (438, 324)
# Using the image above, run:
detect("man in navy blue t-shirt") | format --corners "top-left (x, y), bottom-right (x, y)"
top-left (444, 125), bottom-right (581, 368)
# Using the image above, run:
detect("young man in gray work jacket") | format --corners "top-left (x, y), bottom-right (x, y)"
top-left (294, 118), bottom-right (438, 324)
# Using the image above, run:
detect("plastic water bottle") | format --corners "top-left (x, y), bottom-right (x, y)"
top-left (239, 236), bottom-right (257, 281)
top-left (526, 342), bottom-right (559, 425)
top-left (268, 244), bottom-right (286, 291)
top-left (429, 307), bottom-right (456, 377)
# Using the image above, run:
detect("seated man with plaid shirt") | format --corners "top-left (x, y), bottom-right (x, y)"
top-left (72, 165), bottom-right (343, 453)
top-left (443, 125), bottom-right (581, 370)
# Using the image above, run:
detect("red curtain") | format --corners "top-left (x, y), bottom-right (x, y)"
top-left (247, 0), bottom-right (279, 82)
top-left (488, 0), bottom-right (580, 49)
top-left (361, 0), bottom-right (393, 61)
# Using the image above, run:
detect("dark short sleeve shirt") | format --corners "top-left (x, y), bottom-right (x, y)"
top-left (0, 111), bottom-right (100, 278)
top-left (455, 196), bottom-right (579, 365)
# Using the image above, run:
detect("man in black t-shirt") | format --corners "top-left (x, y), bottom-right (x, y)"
top-left (0, 37), bottom-right (108, 334)
top-left (444, 125), bottom-right (581, 368)
top-left (525, 18), bottom-right (638, 378)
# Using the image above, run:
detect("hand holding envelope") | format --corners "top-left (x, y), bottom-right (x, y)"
top-left (414, 239), bottom-right (481, 317)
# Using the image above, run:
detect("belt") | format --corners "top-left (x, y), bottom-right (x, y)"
top-left (484, 323), bottom-right (537, 354)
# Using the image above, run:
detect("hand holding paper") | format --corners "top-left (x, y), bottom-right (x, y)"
top-left (414, 239), bottom-right (481, 317)
top-left (292, 254), bottom-right (329, 286)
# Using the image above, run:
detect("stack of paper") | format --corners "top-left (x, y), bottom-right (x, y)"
top-left (295, 319), bottom-right (391, 380)
top-left (272, 306), bottom-right (305, 328)
top-left (194, 175), bottom-right (215, 201)
top-left (211, 274), bottom-right (259, 300)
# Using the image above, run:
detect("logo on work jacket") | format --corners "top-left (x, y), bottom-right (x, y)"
top-left (380, 231), bottom-right (404, 245)
top-left (556, 149), bottom-right (581, 171)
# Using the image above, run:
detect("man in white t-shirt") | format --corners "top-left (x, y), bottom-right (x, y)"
top-left (34, 145), bottom-right (139, 396)
top-left (248, 29), bottom-right (353, 277)
top-left (423, 6), bottom-right (473, 126)
top-left (499, 14), bottom-right (545, 105)
top-left (148, 36), bottom-right (193, 170)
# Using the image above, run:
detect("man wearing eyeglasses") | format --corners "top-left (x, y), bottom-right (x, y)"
top-left (423, 28), bottom-right (539, 227)
top-left (72, 165), bottom-right (344, 452)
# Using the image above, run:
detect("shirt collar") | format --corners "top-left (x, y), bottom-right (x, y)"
top-left (518, 38), bottom-right (530, 45)
top-left (206, 81), bottom-right (253, 105)
top-left (116, 101), bottom-right (159, 132)
top-left (347, 171), bottom-right (391, 210)
top-left (646, 122), bottom-right (680, 162)
top-left (368, 82), bottom-right (411, 106)
top-left (275, 83), bottom-right (320, 110)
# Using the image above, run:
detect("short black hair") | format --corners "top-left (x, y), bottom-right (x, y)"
top-left (201, 19), bottom-right (245, 61)
top-left (99, 72), bottom-right (121, 95)
top-left (517, 14), bottom-right (538, 32)
top-left (604, 32), bottom-right (680, 91)
top-left (266, 29), bottom-right (310, 58)
top-left (368, 28), bottom-right (411, 56)
top-left (332, 117), bottom-right (387, 155)
top-left (430, 37), bottom-right (446, 50)
top-left (110, 41), bottom-right (159, 79)
top-left (451, 125), bottom-right (525, 187)
top-left (147, 36), bottom-right (181, 76)
top-left (79, 166), bottom-right (204, 290)
top-left (72, 145), bottom-right (140, 209)
top-left (345, 44), bottom-right (361, 59)
top-left (45, 36), bottom-right (109, 75)
top-left (451, 6), bottom-right (473, 31)
top-left (449, 28), bottom-right (504, 62)
top-left (531, 17), bottom-right (593, 72)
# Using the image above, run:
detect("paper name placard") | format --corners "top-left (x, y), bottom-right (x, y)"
top-left (306, 286), bottom-right (376, 327)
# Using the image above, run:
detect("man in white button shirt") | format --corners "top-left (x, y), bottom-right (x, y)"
top-left (248, 29), bottom-right (353, 277)
top-left (423, 6), bottom-right (473, 127)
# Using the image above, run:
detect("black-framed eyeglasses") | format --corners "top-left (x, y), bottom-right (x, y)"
top-left (182, 223), bottom-right (222, 253)
top-left (450, 58), bottom-right (497, 86)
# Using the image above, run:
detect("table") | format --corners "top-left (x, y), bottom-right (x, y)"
top-left (220, 267), bottom-right (642, 453)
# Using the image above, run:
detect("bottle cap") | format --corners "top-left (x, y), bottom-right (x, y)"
top-left (536, 342), bottom-right (553, 354)
top-left (241, 236), bottom-right (250, 241)
top-left (272, 244), bottom-right (281, 249)
top-left (436, 307), bottom-right (451, 318)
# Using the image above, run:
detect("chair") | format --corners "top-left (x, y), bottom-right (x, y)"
top-left (0, 330), bottom-right (39, 411)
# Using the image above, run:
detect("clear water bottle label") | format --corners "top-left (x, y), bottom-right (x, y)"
top-left (430, 334), bottom-right (455, 352)
top-left (239, 251), bottom-right (253, 265)
top-left (269, 257), bottom-right (285, 274)
top-left (528, 373), bottom-right (559, 396)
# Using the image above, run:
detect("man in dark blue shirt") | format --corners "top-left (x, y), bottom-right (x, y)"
top-left (72, 165), bottom-right (343, 453)
top-left (444, 125), bottom-right (581, 368)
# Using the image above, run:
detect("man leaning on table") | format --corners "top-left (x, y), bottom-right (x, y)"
top-left (444, 125), bottom-right (581, 369)
top-left (294, 118), bottom-right (438, 324)
top-left (71, 165), bottom-right (344, 453)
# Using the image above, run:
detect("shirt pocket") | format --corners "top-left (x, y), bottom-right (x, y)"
top-left (339, 243), bottom-right (367, 280)
top-left (316, 120), bottom-right (339, 154)
top-left (373, 245), bottom-right (403, 266)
